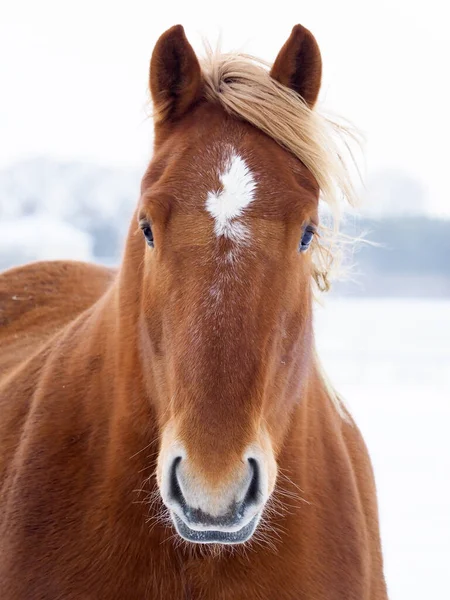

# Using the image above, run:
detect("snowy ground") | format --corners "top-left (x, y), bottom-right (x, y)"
top-left (315, 298), bottom-right (450, 600)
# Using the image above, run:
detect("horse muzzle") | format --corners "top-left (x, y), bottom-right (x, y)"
top-left (158, 443), bottom-right (273, 545)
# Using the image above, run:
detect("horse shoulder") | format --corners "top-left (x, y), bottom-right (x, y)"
top-left (340, 413), bottom-right (387, 597)
top-left (0, 260), bottom-right (115, 376)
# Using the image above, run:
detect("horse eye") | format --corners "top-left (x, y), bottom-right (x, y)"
top-left (299, 225), bottom-right (315, 253)
top-left (140, 222), bottom-right (154, 248)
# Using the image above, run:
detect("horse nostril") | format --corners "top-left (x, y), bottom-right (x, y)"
top-left (168, 456), bottom-right (185, 507)
top-left (244, 457), bottom-right (261, 506)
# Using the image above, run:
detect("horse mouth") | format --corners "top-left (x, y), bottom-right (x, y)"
top-left (172, 513), bottom-right (259, 545)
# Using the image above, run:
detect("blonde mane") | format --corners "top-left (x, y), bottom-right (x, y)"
top-left (200, 48), bottom-right (362, 292)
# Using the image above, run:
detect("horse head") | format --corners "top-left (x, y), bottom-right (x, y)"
top-left (131, 25), bottom-right (327, 544)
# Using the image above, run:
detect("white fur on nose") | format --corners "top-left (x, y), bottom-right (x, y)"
top-left (174, 460), bottom-right (252, 517)
top-left (206, 153), bottom-right (256, 243)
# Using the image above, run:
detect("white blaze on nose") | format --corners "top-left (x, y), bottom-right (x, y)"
top-left (206, 153), bottom-right (256, 243)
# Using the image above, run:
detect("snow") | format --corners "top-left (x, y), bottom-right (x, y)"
top-left (0, 157), bottom-right (139, 222)
top-left (0, 158), bottom-right (139, 266)
top-left (315, 298), bottom-right (450, 600)
top-left (0, 215), bottom-right (93, 268)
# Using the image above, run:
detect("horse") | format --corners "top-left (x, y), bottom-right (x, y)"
top-left (0, 24), bottom-right (388, 599)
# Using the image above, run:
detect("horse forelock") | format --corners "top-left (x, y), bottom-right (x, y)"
top-left (148, 46), bottom-right (363, 291)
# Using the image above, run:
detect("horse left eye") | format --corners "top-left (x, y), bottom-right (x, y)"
top-left (299, 225), bottom-right (315, 253)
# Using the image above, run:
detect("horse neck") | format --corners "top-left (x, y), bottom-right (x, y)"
top-left (60, 227), bottom-right (155, 464)
top-left (106, 232), bottom-right (149, 388)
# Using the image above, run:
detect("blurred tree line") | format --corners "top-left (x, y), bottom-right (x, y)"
top-left (335, 217), bottom-right (450, 296)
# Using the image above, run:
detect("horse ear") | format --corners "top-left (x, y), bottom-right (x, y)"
top-left (270, 24), bottom-right (322, 108)
top-left (150, 25), bottom-right (203, 122)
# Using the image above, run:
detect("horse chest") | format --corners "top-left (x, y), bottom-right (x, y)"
top-left (0, 525), bottom-right (370, 600)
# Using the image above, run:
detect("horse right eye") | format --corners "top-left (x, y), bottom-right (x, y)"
top-left (140, 223), bottom-right (154, 248)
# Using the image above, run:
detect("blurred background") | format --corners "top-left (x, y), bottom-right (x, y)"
top-left (1, 1), bottom-right (449, 597)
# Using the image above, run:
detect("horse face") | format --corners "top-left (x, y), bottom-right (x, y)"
top-left (137, 25), bottom-right (322, 545)
top-left (137, 111), bottom-right (319, 544)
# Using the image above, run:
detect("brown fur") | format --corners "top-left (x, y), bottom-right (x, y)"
top-left (0, 25), bottom-right (388, 599)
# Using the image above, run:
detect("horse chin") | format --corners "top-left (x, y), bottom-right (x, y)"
top-left (171, 512), bottom-right (261, 545)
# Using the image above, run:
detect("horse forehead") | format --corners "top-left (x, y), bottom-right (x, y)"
top-left (205, 151), bottom-right (256, 244)
top-left (162, 138), bottom-right (307, 254)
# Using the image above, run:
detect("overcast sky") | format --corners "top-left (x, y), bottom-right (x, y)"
top-left (1, 0), bottom-right (448, 216)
